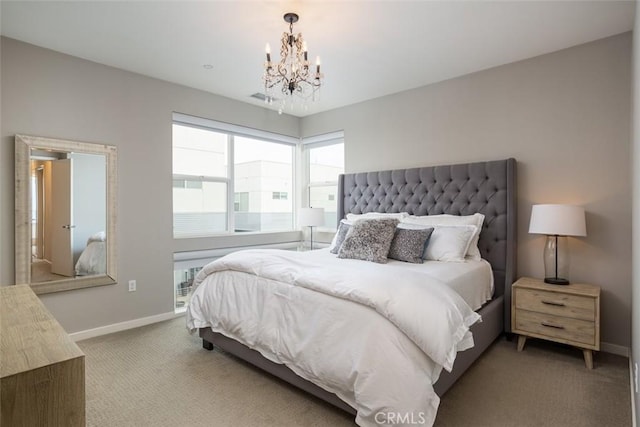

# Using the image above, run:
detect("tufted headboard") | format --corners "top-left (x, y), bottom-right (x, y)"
top-left (337, 158), bottom-right (517, 331)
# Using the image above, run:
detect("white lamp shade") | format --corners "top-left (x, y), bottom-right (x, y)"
top-left (299, 207), bottom-right (325, 227)
top-left (528, 204), bottom-right (586, 237)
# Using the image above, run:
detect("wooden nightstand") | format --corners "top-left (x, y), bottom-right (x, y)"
top-left (511, 277), bottom-right (600, 369)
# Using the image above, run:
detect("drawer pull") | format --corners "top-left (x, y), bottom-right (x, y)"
top-left (541, 300), bottom-right (565, 307)
top-left (541, 322), bottom-right (565, 330)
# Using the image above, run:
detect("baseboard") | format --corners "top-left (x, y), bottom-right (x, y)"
top-left (69, 311), bottom-right (184, 342)
top-left (630, 356), bottom-right (637, 427)
top-left (69, 314), bottom-right (631, 356)
top-left (601, 341), bottom-right (630, 357)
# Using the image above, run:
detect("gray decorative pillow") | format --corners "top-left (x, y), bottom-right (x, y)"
top-left (388, 227), bottom-right (434, 264)
top-left (329, 221), bottom-right (352, 254)
top-left (338, 218), bottom-right (399, 263)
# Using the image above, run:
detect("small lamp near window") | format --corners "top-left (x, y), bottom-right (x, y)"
top-left (299, 207), bottom-right (325, 250)
top-left (528, 204), bottom-right (587, 285)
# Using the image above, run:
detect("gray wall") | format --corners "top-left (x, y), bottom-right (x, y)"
top-left (0, 37), bottom-right (299, 333)
top-left (0, 33), bottom-right (633, 350)
top-left (302, 33), bottom-right (632, 348)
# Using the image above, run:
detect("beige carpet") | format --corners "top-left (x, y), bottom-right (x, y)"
top-left (78, 317), bottom-right (631, 427)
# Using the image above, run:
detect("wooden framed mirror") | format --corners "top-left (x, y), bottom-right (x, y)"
top-left (15, 134), bottom-right (117, 294)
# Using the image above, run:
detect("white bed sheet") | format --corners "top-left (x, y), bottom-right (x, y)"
top-left (309, 249), bottom-right (494, 311)
top-left (186, 249), bottom-right (488, 427)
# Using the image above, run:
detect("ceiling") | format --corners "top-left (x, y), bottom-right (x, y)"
top-left (1, 1), bottom-right (635, 117)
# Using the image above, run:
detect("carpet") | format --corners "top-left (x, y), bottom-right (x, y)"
top-left (77, 317), bottom-right (631, 426)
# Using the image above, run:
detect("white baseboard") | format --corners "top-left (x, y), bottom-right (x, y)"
top-left (69, 312), bottom-right (631, 357)
top-left (630, 357), bottom-right (637, 427)
top-left (601, 341), bottom-right (630, 357)
top-left (69, 311), bottom-right (184, 342)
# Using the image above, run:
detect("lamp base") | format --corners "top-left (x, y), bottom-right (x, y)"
top-left (544, 277), bottom-right (570, 286)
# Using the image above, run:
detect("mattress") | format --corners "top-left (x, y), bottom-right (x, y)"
top-left (309, 248), bottom-right (494, 311)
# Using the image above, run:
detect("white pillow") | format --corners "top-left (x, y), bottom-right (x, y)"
top-left (423, 225), bottom-right (477, 262)
top-left (346, 212), bottom-right (409, 222)
top-left (402, 213), bottom-right (485, 260)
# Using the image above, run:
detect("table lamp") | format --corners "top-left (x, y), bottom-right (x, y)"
top-left (528, 204), bottom-right (586, 285)
top-left (299, 207), bottom-right (325, 250)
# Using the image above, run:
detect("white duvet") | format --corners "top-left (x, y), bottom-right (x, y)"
top-left (75, 232), bottom-right (106, 276)
top-left (187, 249), bottom-right (482, 426)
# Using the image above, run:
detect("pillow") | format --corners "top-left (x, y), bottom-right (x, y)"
top-left (87, 231), bottom-right (106, 244)
top-left (397, 223), bottom-right (435, 258)
top-left (402, 213), bottom-right (485, 260)
top-left (388, 227), bottom-right (434, 264)
top-left (329, 220), bottom-right (352, 254)
top-left (338, 218), bottom-right (399, 263)
top-left (423, 225), bottom-right (477, 262)
top-left (345, 212), bottom-right (409, 222)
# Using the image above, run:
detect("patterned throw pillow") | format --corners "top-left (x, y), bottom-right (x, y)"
top-left (388, 227), bottom-right (434, 264)
top-left (329, 221), bottom-right (352, 254)
top-left (338, 218), bottom-right (399, 263)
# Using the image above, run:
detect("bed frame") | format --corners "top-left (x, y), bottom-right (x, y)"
top-left (200, 158), bottom-right (517, 415)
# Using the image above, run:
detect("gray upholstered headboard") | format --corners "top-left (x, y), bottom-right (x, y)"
top-left (337, 158), bottom-right (517, 332)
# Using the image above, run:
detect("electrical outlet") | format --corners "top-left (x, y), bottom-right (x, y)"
top-left (635, 362), bottom-right (638, 393)
top-left (128, 280), bottom-right (137, 292)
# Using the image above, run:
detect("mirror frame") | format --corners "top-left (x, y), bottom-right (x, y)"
top-left (15, 134), bottom-right (118, 294)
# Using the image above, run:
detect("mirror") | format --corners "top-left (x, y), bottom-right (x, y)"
top-left (15, 134), bottom-right (117, 294)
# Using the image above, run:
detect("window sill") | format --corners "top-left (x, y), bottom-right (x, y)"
top-left (173, 230), bottom-right (301, 253)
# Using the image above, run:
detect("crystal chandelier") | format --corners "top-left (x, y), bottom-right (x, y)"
top-left (263, 13), bottom-right (323, 114)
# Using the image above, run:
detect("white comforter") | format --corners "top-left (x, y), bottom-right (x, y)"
top-left (187, 249), bottom-right (481, 426)
top-left (75, 232), bottom-right (106, 276)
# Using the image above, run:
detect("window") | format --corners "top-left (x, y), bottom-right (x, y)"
top-left (272, 191), bottom-right (288, 200)
top-left (234, 192), bottom-right (249, 212)
top-left (173, 179), bottom-right (203, 189)
top-left (304, 132), bottom-right (344, 230)
top-left (172, 114), bottom-right (297, 238)
top-left (174, 265), bottom-right (202, 311)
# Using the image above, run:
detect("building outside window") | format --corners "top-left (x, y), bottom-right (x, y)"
top-left (172, 114), bottom-right (296, 238)
top-left (305, 135), bottom-right (344, 230)
top-left (234, 136), bottom-right (293, 233)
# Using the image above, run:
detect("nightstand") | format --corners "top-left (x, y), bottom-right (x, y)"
top-left (511, 277), bottom-right (600, 369)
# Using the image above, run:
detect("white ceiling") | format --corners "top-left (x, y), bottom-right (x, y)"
top-left (1, 1), bottom-right (635, 117)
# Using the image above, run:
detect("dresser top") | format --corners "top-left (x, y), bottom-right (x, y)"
top-left (1, 284), bottom-right (84, 378)
top-left (513, 277), bottom-right (600, 297)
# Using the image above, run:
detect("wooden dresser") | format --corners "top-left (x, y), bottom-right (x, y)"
top-left (511, 277), bottom-right (600, 369)
top-left (1, 284), bottom-right (85, 426)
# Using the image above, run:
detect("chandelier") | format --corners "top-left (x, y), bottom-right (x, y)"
top-left (263, 13), bottom-right (323, 114)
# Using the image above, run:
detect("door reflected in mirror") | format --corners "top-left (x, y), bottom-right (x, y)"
top-left (30, 151), bottom-right (107, 283)
top-left (15, 134), bottom-right (117, 294)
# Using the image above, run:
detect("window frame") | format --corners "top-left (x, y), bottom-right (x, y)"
top-left (302, 132), bottom-right (345, 231)
top-left (172, 113), bottom-right (298, 239)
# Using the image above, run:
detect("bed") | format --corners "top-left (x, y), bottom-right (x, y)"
top-left (187, 158), bottom-right (517, 426)
top-left (74, 231), bottom-right (106, 276)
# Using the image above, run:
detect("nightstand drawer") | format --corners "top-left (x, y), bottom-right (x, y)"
top-left (514, 287), bottom-right (595, 321)
top-left (514, 309), bottom-right (596, 347)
